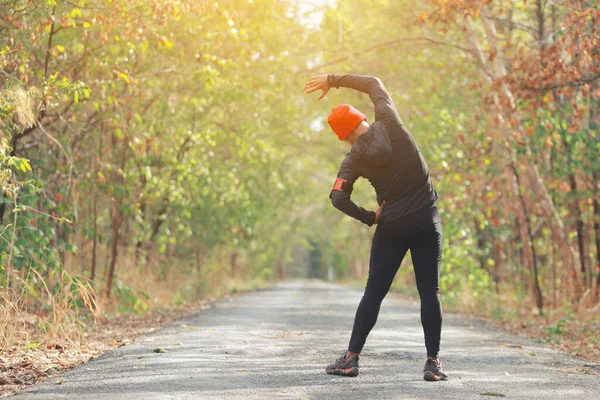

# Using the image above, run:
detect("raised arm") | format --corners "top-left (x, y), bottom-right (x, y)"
top-left (327, 74), bottom-right (403, 126)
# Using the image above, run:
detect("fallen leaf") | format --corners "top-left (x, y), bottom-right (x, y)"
top-left (500, 343), bottom-right (523, 349)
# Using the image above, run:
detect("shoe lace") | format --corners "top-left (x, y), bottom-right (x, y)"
top-left (435, 360), bottom-right (447, 375)
top-left (333, 354), bottom-right (348, 368)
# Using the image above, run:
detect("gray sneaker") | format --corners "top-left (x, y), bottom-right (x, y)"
top-left (423, 358), bottom-right (448, 381)
top-left (326, 352), bottom-right (359, 377)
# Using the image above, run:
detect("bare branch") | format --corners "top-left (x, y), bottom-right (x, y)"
top-left (484, 15), bottom-right (536, 33)
top-left (43, 5), bottom-right (57, 81)
top-left (64, 0), bottom-right (110, 10)
top-left (301, 36), bottom-right (474, 73)
top-left (21, 205), bottom-right (73, 223)
top-left (523, 72), bottom-right (600, 92)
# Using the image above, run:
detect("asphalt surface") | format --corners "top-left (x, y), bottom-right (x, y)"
top-left (14, 280), bottom-right (600, 399)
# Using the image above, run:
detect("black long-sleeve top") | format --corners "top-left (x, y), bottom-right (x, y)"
top-left (328, 74), bottom-right (438, 226)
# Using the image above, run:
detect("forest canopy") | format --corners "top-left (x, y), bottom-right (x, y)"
top-left (1, 0), bottom-right (599, 340)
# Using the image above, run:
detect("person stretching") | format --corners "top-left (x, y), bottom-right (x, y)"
top-left (303, 74), bottom-right (447, 381)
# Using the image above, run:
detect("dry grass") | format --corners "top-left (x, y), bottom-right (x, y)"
top-left (0, 86), bottom-right (40, 129)
top-left (0, 290), bottom-right (28, 351)
top-left (64, 244), bottom-right (265, 311)
top-left (473, 298), bottom-right (600, 363)
top-left (0, 270), bottom-right (101, 396)
top-left (0, 270), bottom-right (100, 351)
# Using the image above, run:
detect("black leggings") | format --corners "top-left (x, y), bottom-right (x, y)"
top-left (348, 205), bottom-right (443, 357)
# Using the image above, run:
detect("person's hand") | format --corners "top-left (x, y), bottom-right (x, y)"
top-left (303, 74), bottom-right (330, 101)
top-left (375, 200), bottom-right (386, 224)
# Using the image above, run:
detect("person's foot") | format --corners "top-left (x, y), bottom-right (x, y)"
top-left (325, 352), bottom-right (359, 377)
top-left (423, 358), bottom-right (448, 381)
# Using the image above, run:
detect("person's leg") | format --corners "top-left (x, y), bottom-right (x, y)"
top-left (347, 231), bottom-right (409, 354)
top-left (410, 220), bottom-right (443, 359)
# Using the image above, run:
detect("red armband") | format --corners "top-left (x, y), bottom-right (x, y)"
top-left (332, 177), bottom-right (347, 192)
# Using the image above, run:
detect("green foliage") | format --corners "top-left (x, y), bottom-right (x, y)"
top-left (259, 267), bottom-right (274, 282)
top-left (1, 0), bottom-right (598, 328)
top-left (545, 318), bottom-right (568, 344)
top-left (114, 279), bottom-right (150, 314)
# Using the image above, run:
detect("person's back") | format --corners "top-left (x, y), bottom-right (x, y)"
top-left (348, 120), bottom-right (438, 223)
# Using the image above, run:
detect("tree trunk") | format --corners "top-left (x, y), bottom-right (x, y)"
top-left (195, 249), bottom-right (203, 272)
top-left (535, 0), bottom-right (546, 52)
top-left (473, 216), bottom-right (487, 272)
top-left (134, 170), bottom-right (148, 268)
top-left (134, 239), bottom-right (144, 269)
top-left (351, 221), bottom-right (363, 279)
top-left (0, 191), bottom-right (8, 225)
top-left (513, 215), bottom-right (526, 289)
top-left (104, 207), bottom-right (123, 298)
top-left (572, 178), bottom-right (591, 288)
top-left (58, 220), bottom-right (67, 267)
top-left (551, 241), bottom-right (557, 308)
top-left (491, 237), bottom-right (505, 292)
top-left (104, 139), bottom-right (128, 298)
top-left (593, 172), bottom-right (600, 301)
top-left (144, 197), bottom-right (169, 267)
top-left (231, 251), bottom-right (238, 278)
top-left (0, 111), bottom-right (20, 226)
top-left (134, 195), bottom-right (147, 269)
top-left (91, 131), bottom-right (101, 281)
top-left (277, 257), bottom-right (284, 281)
top-left (587, 25), bottom-right (600, 299)
top-left (510, 163), bottom-right (544, 313)
top-left (562, 135), bottom-right (591, 288)
top-left (91, 184), bottom-right (98, 281)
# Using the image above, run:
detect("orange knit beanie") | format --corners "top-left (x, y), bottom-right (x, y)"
top-left (327, 104), bottom-right (367, 141)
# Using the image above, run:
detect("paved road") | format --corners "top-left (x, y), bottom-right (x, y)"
top-left (15, 280), bottom-right (600, 399)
